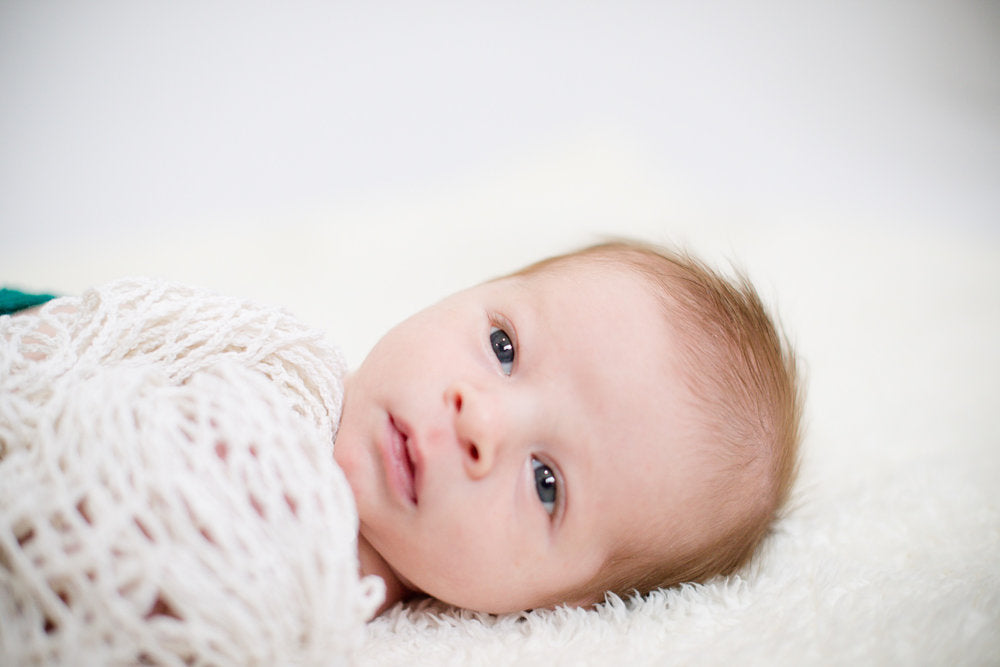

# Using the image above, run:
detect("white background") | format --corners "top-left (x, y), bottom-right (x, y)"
top-left (3, 5), bottom-right (997, 293)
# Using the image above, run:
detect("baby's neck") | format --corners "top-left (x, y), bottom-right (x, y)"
top-left (357, 534), bottom-right (411, 616)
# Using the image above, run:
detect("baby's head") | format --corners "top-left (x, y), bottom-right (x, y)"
top-left (335, 240), bottom-right (801, 614)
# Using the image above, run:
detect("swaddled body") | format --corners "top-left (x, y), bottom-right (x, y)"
top-left (0, 279), bottom-right (382, 664)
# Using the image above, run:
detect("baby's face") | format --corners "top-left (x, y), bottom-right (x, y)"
top-left (335, 259), bottom-right (711, 613)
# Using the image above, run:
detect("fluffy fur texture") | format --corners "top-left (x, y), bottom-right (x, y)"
top-left (0, 279), bottom-right (383, 664)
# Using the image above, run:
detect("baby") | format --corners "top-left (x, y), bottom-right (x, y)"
top-left (0, 239), bottom-right (800, 660)
top-left (337, 239), bottom-right (801, 615)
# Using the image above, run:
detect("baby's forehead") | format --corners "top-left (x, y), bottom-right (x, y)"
top-left (512, 250), bottom-right (639, 279)
top-left (510, 260), bottom-right (700, 468)
top-left (497, 259), bottom-right (683, 406)
top-left (499, 252), bottom-right (660, 301)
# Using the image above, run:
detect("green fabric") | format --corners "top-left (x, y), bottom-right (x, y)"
top-left (0, 288), bottom-right (58, 316)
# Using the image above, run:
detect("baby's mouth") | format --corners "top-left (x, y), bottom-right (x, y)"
top-left (388, 415), bottom-right (418, 505)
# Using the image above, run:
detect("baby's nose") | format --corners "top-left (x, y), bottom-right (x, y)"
top-left (444, 383), bottom-right (498, 479)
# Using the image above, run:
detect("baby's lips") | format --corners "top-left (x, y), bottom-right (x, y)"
top-left (394, 414), bottom-right (425, 505)
top-left (388, 414), bottom-right (418, 504)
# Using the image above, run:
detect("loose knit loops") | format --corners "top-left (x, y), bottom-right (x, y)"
top-left (0, 278), bottom-right (383, 664)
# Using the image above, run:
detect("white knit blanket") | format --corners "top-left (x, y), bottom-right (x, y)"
top-left (0, 279), bottom-right (383, 665)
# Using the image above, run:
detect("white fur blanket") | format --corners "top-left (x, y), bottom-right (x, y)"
top-left (0, 279), bottom-right (382, 664)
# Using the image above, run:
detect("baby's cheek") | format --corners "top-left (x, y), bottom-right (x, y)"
top-left (332, 434), bottom-right (366, 505)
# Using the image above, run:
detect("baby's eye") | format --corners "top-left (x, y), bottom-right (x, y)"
top-left (490, 326), bottom-right (515, 375)
top-left (531, 457), bottom-right (558, 516)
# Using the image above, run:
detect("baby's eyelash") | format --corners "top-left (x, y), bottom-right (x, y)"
top-left (531, 456), bottom-right (559, 517)
top-left (487, 312), bottom-right (518, 375)
top-left (487, 312), bottom-right (517, 348)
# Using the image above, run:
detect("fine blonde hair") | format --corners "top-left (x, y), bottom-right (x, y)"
top-left (514, 239), bottom-right (802, 603)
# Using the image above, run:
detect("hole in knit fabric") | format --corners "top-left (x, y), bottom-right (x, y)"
top-left (75, 498), bottom-right (92, 524)
top-left (134, 517), bottom-right (154, 541)
top-left (284, 492), bottom-right (298, 517)
top-left (249, 493), bottom-right (265, 518)
top-left (40, 584), bottom-right (72, 635)
top-left (199, 526), bottom-right (215, 545)
top-left (16, 526), bottom-right (35, 547)
top-left (144, 594), bottom-right (181, 621)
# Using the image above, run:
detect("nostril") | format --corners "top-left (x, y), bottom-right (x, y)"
top-left (454, 394), bottom-right (463, 412)
top-left (469, 443), bottom-right (479, 461)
